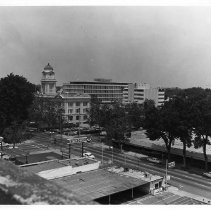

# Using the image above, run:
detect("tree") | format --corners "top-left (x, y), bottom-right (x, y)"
top-left (125, 103), bottom-right (144, 130)
top-left (191, 96), bottom-right (211, 171)
top-left (0, 73), bottom-right (35, 134)
top-left (143, 100), bottom-right (181, 161)
top-left (29, 96), bottom-right (64, 130)
top-left (2, 121), bottom-right (24, 147)
top-left (88, 95), bottom-right (101, 126)
top-left (170, 96), bottom-right (193, 168)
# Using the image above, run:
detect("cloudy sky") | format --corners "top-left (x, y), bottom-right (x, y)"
top-left (1, 6), bottom-right (211, 88)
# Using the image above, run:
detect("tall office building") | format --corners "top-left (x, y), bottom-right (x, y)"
top-left (63, 79), bottom-right (128, 103)
top-left (123, 83), bottom-right (165, 107)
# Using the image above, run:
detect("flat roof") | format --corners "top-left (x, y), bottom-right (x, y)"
top-left (64, 81), bottom-right (129, 85)
top-left (21, 158), bottom-right (96, 174)
top-left (52, 168), bottom-right (149, 201)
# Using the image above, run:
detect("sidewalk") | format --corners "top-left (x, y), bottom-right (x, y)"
top-left (168, 186), bottom-right (211, 204)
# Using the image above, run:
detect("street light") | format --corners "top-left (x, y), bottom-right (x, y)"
top-left (67, 141), bottom-right (71, 164)
top-left (101, 142), bottom-right (104, 165)
top-left (110, 146), bottom-right (114, 163)
top-left (165, 159), bottom-right (168, 190)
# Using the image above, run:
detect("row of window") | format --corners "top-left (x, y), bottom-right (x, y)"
top-left (84, 90), bottom-right (122, 93)
top-left (68, 115), bottom-right (87, 121)
top-left (134, 93), bottom-right (144, 96)
top-left (68, 108), bottom-right (88, 114)
top-left (68, 102), bottom-right (88, 107)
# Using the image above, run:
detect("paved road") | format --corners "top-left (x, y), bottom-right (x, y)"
top-left (32, 133), bottom-right (211, 200)
top-left (67, 143), bottom-right (211, 200)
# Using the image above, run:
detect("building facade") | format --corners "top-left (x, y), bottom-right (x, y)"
top-left (123, 83), bottom-right (165, 107)
top-left (41, 63), bottom-right (57, 96)
top-left (55, 92), bottom-right (90, 124)
top-left (40, 64), bottom-right (91, 125)
top-left (62, 79), bottom-right (128, 103)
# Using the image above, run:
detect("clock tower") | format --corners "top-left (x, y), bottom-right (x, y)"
top-left (41, 63), bottom-right (57, 96)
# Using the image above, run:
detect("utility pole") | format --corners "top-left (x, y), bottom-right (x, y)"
top-left (101, 142), bottom-right (103, 165)
top-left (165, 159), bottom-right (168, 190)
top-left (82, 141), bottom-right (84, 157)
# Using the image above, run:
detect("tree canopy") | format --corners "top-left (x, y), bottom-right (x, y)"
top-left (0, 73), bottom-right (35, 134)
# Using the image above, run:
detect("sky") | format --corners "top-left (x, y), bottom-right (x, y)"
top-left (1, 6), bottom-right (211, 88)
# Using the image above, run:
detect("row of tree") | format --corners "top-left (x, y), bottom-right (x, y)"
top-left (89, 88), bottom-right (211, 171)
top-left (144, 88), bottom-right (211, 170)
top-left (0, 74), bottom-right (210, 171)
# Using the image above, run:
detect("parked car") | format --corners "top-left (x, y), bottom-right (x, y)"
top-left (147, 157), bottom-right (163, 164)
top-left (203, 172), bottom-right (211, 178)
top-left (84, 152), bottom-right (95, 159)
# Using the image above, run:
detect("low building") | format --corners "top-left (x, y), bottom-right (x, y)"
top-left (20, 155), bottom-right (165, 204)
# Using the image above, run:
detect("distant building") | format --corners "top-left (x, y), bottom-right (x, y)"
top-left (39, 63), bottom-right (90, 125)
top-left (41, 63), bottom-right (57, 96)
top-left (62, 79), bottom-right (128, 103)
top-left (55, 92), bottom-right (90, 124)
top-left (123, 83), bottom-right (165, 107)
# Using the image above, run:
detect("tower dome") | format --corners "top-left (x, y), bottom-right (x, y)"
top-left (44, 63), bottom-right (53, 71)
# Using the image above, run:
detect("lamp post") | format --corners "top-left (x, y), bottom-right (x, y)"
top-left (101, 142), bottom-right (104, 165)
top-left (165, 159), bottom-right (168, 190)
top-left (67, 141), bottom-right (71, 164)
top-left (110, 146), bottom-right (113, 163)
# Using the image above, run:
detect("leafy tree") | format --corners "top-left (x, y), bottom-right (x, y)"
top-left (191, 96), bottom-right (211, 171)
top-left (29, 96), bottom-right (64, 130)
top-left (88, 95), bottom-right (101, 126)
top-left (2, 121), bottom-right (24, 147)
top-left (143, 100), bottom-right (181, 161)
top-left (170, 97), bottom-right (193, 168)
top-left (125, 103), bottom-right (144, 130)
top-left (0, 73), bottom-right (35, 134)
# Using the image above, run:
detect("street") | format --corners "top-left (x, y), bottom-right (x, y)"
top-left (32, 133), bottom-right (211, 200)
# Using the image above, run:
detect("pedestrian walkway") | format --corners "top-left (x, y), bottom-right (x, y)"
top-left (168, 186), bottom-right (211, 205)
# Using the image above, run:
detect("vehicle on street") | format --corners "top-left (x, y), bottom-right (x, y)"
top-left (203, 172), bottom-right (211, 178)
top-left (83, 152), bottom-right (95, 159)
top-left (100, 131), bottom-right (107, 136)
top-left (147, 157), bottom-right (163, 164)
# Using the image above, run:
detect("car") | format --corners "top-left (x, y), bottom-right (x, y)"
top-left (84, 152), bottom-right (95, 159)
top-left (147, 157), bottom-right (163, 164)
top-left (203, 172), bottom-right (211, 178)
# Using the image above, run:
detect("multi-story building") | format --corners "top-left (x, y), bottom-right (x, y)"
top-left (123, 83), bottom-right (165, 107)
top-left (62, 79), bottom-right (128, 103)
top-left (55, 92), bottom-right (90, 124)
top-left (40, 63), bottom-right (91, 125)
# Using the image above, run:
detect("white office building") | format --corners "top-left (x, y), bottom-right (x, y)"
top-left (123, 83), bottom-right (165, 107)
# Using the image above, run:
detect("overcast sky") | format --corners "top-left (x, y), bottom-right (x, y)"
top-left (1, 6), bottom-right (211, 88)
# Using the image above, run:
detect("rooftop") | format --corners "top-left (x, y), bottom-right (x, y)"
top-left (21, 158), bottom-right (97, 174)
top-left (44, 63), bottom-right (53, 70)
top-left (63, 81), bottom-right (129, 86)
top-left (52, 168), bottom-right (149, 202)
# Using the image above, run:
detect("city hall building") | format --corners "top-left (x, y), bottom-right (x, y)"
top-left (39, 63), bottom-right (91, 125)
